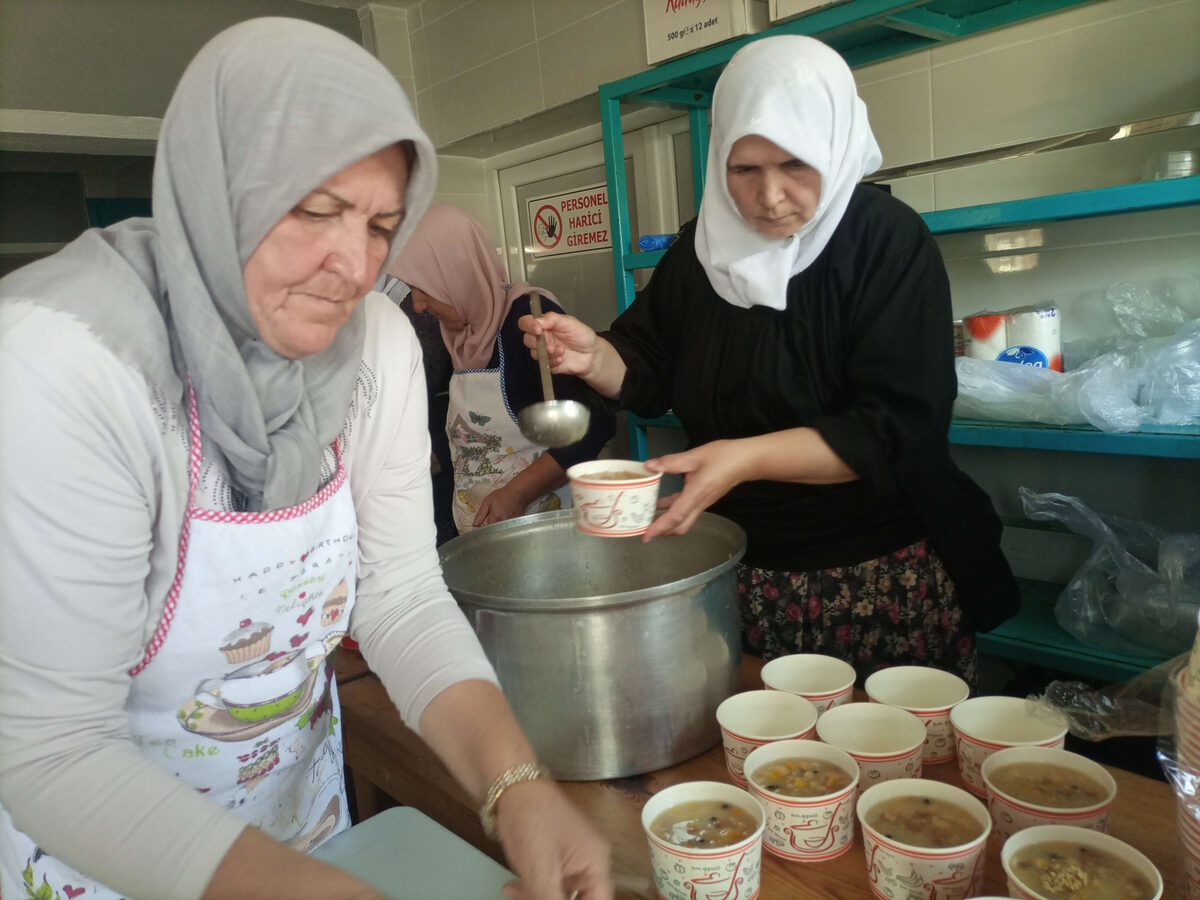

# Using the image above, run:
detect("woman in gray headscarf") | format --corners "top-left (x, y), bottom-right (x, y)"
top-left (0, 19), bottom-right (609, 900)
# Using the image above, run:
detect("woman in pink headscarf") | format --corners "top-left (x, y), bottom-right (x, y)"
top-left (390, 204), bottom-right (614, 533)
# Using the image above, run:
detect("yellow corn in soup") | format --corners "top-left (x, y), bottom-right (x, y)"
top-left (989, 761), bottom-right (1108, 809)
top-left (649, 799), bottom-right (758, 848)
top-left (865, 795), bottom-right (984, 848)
top-left (750, 757), bottom-right (852, 798)
top-left (1009, 841), bottom-right (1155, 900)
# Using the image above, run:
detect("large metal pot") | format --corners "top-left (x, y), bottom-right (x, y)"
top-left (439, 510), bottom-right (746, 780)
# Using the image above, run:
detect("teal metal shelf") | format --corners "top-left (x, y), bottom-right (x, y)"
top-left (949, 420), bottom-right (1200, 458)
top-left (977, 579), bottom-right (1171, 683)
top-left (924, 175), bottom-right (1200, 233)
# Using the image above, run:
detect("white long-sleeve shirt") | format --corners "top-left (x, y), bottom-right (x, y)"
top-left (0, 291), bottom-right (498, 899)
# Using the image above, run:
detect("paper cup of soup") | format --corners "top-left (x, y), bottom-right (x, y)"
top-left (743, 738), bottom-right (860, 862)
top-left (863, 665), bottom-right (970, 765)
top-left (761, 653), bottom-right (856, 714)
top-left (981, 745), bottom-right (1116, 844)
top-left (715, 690), bottom-right (819, 787)
top-left (856, 777), bottom-right (991, 900)
top-left (950, 696), bottom-right (1069, 797)
top-left (641, 780), bottom-right (765, 900)
top-left (1001, 824), bottom-right (1163, 900)
top-left (815, 702), bottom-right (926, 786)
top-left (565, 460), bottom-right (662, 537)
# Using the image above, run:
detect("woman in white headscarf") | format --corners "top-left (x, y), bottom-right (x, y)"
top-left (522, 35), bottom-right (1017, 687)
top-left (0, 19), bottom-right (609, 900)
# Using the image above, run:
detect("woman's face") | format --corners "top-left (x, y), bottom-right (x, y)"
top-left (408, 286), bottom-right (464, 331)
top-left (725, 134), bottom-right (822, 239)
top-left (243, 144), bottom-right (409, 358)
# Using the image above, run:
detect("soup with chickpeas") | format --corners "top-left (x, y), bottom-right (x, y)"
top-left (989, 762), bottom-right (1109, 809)
top-left (750, 757), bottom-right (853, 797)
top-left (865, 796), bottom-right (984, 848)
top-left (649, 800), bottom-right (759, 849)
top-left (1009, 841), bottom-right (1156, 900)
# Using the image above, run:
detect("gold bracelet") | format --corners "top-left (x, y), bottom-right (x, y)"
top-left (479, 762), bottom-right (551, 839)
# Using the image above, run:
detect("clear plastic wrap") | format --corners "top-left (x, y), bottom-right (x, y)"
top-left (953, 297), bottom-right (1200, 431)
top-left (1019, 487), bottom-right (1200, 657)
top-left (1026, 649), bottom-right (1200, 895)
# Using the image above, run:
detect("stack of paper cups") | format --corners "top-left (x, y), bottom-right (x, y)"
top-left (964, 305), bottom-right (1062, 371)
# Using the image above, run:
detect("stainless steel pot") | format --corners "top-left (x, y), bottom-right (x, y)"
top-left (439, 510), bottom-right (746, 780)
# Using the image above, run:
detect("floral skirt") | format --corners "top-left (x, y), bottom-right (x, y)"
top-left (738, 539), bottom-right (977, 690)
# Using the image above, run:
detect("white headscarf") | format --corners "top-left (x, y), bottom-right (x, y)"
top-left (695, 35), bottom-right (882, 311)
top-left (0, 18), bottom-right (437, 510)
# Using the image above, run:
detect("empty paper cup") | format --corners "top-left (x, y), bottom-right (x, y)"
top-left (716, 690), bottom-right (819, 786)
top-left (743, 739), bottom-right (860, 862)
top-left (815, 702), bottom-right (926, 786)
top-left (641, 780), bottom-right (765, 900)
top-left (950, 696), bottom-right (1068, 796)
top-left (863, 665), bottom-right (970, 765)
top-left (981, 745), bottom-right (1116, 843)
top-left (761, 653), bottom-right (856, 714)
top-left (856, 778), bottom-right (991, 900)
top-left (565, 459), bottom-right (662, 537)
top-left (1001, 824), bottom-right (1162, 900)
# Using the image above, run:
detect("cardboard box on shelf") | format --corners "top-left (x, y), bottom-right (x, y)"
top-left (643, 0), bottom-right (769, 66)
top-left (768, 0), bottom-right (845, 23)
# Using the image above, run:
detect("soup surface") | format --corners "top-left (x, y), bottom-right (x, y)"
top-left (585, 469), bottom-right (646, 481)
top-left (989, 761), bottom-right (1109, 809)
top-left (649, 800), bottom-right (758, 849)
top-left (1009, 840), bottom-right (1155, 900)
top-left (865, 796), bottom-right (984, 848)
top-left (750, 757), bottom-right (853, 797)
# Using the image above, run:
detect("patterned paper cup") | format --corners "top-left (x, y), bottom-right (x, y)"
top-left (815, 701), bottom-right (926, 786)
top-left (856, 778), bottom-right (991, 900)
top-left (641, 780), bottom-right (765, 900)
top-left (950, 696), bottom-right (1068, 796)
top-left (743, 739), bottom-right (860, 862)
top-left (566, 459), bottom-right (662, 537)
top-left (715, 690), bottom-right (819, 787)
top-left (761, 653), bottom-right (856, 714)
top-left (863, 665), bottom-right (970, 765)
top-left (981, 745), bottom-right (1116, 844)
top-left (1001, 824), bottom-right (1162, 900)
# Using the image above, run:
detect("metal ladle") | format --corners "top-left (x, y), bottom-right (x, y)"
top-left (517, 294), bottom-right (590, 447)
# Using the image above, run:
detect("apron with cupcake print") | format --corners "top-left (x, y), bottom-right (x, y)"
top-left (1, 384), bottom-right (356, 899)
top-left (447, 328), bottom-right (569, 534)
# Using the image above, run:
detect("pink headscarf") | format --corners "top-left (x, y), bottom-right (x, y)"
top-left (387, 204), bottom-right (555, 370)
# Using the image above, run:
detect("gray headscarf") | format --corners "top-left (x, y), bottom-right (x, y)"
top-left (0, 18), bottom-right (436, 510)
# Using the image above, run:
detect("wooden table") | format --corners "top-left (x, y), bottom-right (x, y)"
top-left (335, 654), bottom-right (1187, 899)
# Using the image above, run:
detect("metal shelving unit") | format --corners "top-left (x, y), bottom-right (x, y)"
top-left (596, 2), bottom-right (1199, 681)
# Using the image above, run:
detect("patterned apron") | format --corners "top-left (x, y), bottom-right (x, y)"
top-left (447, 333), bottom-right (569, 534)
top-left (0, 385), bottom-right (356, 899)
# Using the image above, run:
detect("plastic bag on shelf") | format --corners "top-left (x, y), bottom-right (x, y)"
top-left (1108, 280), bottom-right (1198, 340)
top-left (953, 317), bottom-right (1200, 431)
top-left (1019, 487), bottom-right (1200, 657)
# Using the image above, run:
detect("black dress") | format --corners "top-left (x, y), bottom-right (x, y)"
top-left (603, 185), bottom-right (1017, 682)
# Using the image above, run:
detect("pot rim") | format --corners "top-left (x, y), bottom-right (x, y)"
top-left (438, 510), bottom-right (747, 612)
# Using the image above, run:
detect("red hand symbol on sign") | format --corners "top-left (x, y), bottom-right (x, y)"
top-left (533, 204), bottom-right (562, 249)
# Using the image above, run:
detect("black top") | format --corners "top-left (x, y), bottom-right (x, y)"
top-left (491, 293), bottom-right (615, 470)
top-left (603, 185), bottom-right (1017, 630)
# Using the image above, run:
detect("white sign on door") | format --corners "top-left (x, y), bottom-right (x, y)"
top-left (526, 184), bottom-right (611, 258)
